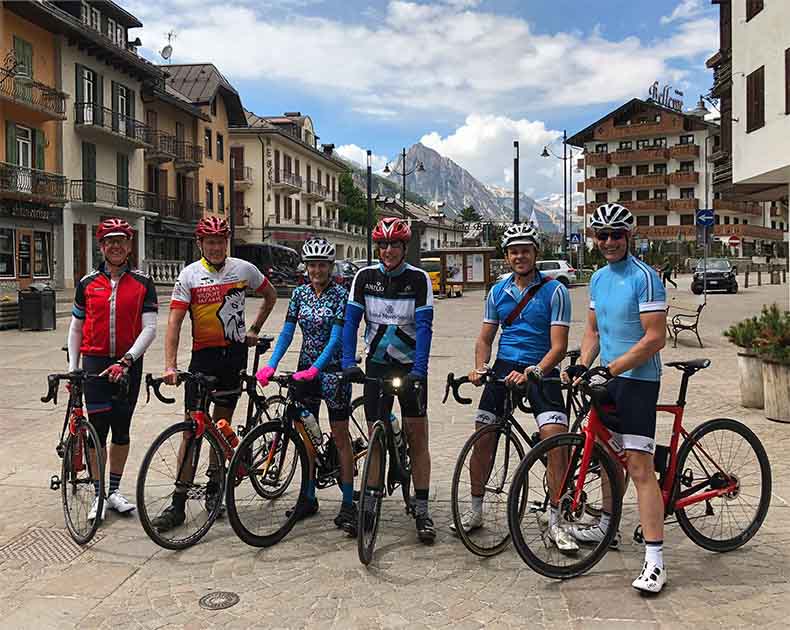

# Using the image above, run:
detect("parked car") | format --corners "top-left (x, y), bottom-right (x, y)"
top-left (353, 259), bottom-right (373, 268)
top-left (422, 257), bottom-right (442, 293)
top-left (235, 243), bottom-right (302, 286)
top-left (299, 260), bottom-right (359, 289)
top-left (691, 258), bottom-right (738, 294)
top-left (536, 260), bottom-right (577, 286)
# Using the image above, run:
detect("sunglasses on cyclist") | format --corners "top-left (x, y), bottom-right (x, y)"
top-left (378, 241), bottom-right (404, 250)
top-left (596, 230), bottom-right (627, 242)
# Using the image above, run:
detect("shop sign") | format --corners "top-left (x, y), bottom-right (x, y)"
top-left (0, 203), bottom-right (58, 222)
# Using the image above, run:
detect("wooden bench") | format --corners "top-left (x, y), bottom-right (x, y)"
top-left (666, 296), bottom-right (705, 348)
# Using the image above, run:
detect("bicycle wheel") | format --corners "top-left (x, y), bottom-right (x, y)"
top-left (358, 422), bottom-right (387, 565)
top-left (349, 396), bottom-right (370, 500)
top-left (61, 419), bottom-right (104, 545)
top-left (263, 394), bottom-right (287, 421)
top-left (226, 421), bottom-right (310, 547)
top-left (508, 433), bottom-right (622, 579)
top-left (136, 421), bottom-right (226, 550)
top-left (451, 423), bottom-right (526, 557)
top-left (674, 418), bottom-right (771, 552)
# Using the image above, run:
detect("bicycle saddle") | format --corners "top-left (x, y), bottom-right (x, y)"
top-left (664, 359), bottom-right (711, 374)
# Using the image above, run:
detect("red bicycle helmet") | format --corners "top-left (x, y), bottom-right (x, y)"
top-left (96, 217), bottom-right (133, 241)
top-left (372, 217), bottom-right (411, 243)
top-left (195, 216), bottom-right (230, 238)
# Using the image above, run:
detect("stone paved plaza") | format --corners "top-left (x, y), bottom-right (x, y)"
top-left (1, 277), bottom-right (789, 629)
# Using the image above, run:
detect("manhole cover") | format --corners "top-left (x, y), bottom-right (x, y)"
top-left (0, 528), bottom-right (102, 564)
top-left (199, 591), bottom-right (240, 610)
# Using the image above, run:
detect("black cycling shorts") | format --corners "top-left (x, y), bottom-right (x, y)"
top-left (188, 343), bottom-right (248, 409)
top-left (475, 359), bottom-right (568, 428)
top-left (599, 376), bottom-right (661, 454)
top-left (83, 355), bottom-right (143, 447)
top-left (363, 361), bottom-right (428, 423)
top-left (286, 372), bottom-right (351, 424)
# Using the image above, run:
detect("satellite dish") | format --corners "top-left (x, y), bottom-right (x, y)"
top-left (160, 45), bottom-right (173, 60)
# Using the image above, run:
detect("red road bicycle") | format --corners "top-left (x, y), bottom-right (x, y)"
top-left (507, 359), bottom-right (772, 579)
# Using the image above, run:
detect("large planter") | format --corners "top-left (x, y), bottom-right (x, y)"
top-left (737, 352), bottom-right (764, 409)
top-left (763, 359), bottom-right (790, 423)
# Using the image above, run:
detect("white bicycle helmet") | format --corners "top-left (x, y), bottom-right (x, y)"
top-left (501, 223), bottom-right (540, 250)
top-left (301, 237), bottom-right (336, 262)
top-left (589, 203), bottom-right (635, 232)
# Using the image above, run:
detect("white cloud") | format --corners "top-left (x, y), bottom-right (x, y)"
top-left (334, 144), bottom-right (389, 171)
top-left (420, 114), bottom-right (565, 193)
top-left (134, 1), bottom-right (719, 119)
top-left (661, 0), bottom-right (705, 25)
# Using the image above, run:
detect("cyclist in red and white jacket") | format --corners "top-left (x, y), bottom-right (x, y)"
top-left (68, 218), bottom-right (158, 521)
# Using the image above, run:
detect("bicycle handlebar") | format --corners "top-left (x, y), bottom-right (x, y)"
top-left (41, 371), bottom-right (128, 405)
top-left (443, 370), bottom-right (528, 406)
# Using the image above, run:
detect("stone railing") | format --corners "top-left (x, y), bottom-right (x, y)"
top-left (144, 259), bottom-right (185, 284)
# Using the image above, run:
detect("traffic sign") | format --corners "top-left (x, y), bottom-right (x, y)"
top-left (728, 235), bottom-right (741, 247)
top-left (569, 233), bottom-right (582, 245)
top-left (696, 209), bottom-right (714, 227)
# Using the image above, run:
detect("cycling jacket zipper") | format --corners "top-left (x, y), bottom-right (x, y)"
top-left (108, 274), bottom-right (121, 357)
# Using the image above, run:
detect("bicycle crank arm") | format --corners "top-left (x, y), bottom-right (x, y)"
top-left (49, 475), bottom-right (61, 491)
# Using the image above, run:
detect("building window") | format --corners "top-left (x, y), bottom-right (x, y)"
top-left (679, 161), bottom-right (695, 173)
top-left (786, 48), bottom-right (790, 115)
top-left (636, 190), bottom-right (650, 201)
top-left (636, 139), bottom-right (650, 150)
top-left (108, 18), bottom-right (116, 42)
top-left (0, 228), bottom-right (15, 277)
top-left (81, 2), bottom-right (90, 25)
top-left (619, 141), bottom-right (632, 151)
top-left (653, 163), bottom-right (667, 174)
top-left (618, 166), bottom-right (632, 176)
top-left (275, 194), bottom-right (281, 223)
top-left (595, 167), bottom-right (608, 178)
top-left (636, 164), bottom-right (650, 175)
top-left (724, 215), bottom-right (730, 224)
top-left (636, 216), bottom-right (650, 226)
top-left (204, 129), bottom-right (212, 158)
top-left (654, 137), bottom-right (667, 148)
top-left (680, 188), bottom-right (695, 199)
top-left (216, 134), bottom-right (224, 162)
top-left (619, 191), bottom-right (633, 201)
top-left (771, 220), bottom-right (776, 229)
top-left (595, 143), bottom-right (608, 153)
top-left (746, 66), bottom-right (765, 133)
top-left (743, 219), bottom-right (748, 225)
top-left (218, 185), bottom-right (225, 213)
top-left (90, 6), bottom-right (100, 31)
top-left (715, 215), bottom-right (721, 225)
top-left (206, 182), bottom-right (213, 210)
top-left (746, 0), bottom-right (764, 22)
top-left (33, 232), bottom-right (51, 277)
top-left (594, 192), bottom-right (608, 203)
top-left (211, 98), bottom-right (217, 117)
top-left (679, 134), bottom-right (694, 145)
top-left (116, 25), bottom-right (125, 47)
top-left (654, 189), bottom-right (667, 200)
top-left (734, 217), bottom-right (739, 224)
top-left (654, 215), bottom-right (667, 226)
top-left (680, 214), bottom-right (694, 225)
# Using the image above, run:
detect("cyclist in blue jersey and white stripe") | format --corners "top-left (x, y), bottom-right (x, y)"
top-left (455, 223), bottom-right (577, 552)
top-left (562, 203), bottom-right (668, 594)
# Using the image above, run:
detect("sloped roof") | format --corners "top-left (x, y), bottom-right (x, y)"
top-left (162, 63), bottom-right (246, 125)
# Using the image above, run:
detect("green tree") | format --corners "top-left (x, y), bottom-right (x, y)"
top-left (460, 205), bottom-right (482, 222)
top-left (338, 172), bottom-right (368, 226)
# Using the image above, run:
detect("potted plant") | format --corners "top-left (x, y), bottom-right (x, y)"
top-left (755, 304), bottom-right (790, 423)
top-left (724, 315), bottom-right (764, 408)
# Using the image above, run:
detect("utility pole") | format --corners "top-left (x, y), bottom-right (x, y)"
top-left (513, 141), bottom-right (520, 223)
top-left (367, 150), bottom-right (373, 266)
top-left (563, 129), bottom-right (568, 259)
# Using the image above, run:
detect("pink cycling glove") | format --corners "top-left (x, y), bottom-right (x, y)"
top-left (292, 366), bottom-right (319, 382)
top-left (256, 366), bottom-right (276, 386)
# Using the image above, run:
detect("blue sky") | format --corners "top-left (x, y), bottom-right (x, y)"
top-left (130, 0), bottom-right (719, 199)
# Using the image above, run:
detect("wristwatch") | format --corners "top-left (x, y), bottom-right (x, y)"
top-left (120, 353), bottom-right (134, 367)
top-left (249, 323), bottom-right (261, 334)
top-left (475, 363), bottom-right (490, 375)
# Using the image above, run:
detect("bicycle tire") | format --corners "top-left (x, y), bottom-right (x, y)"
top-left (62, 418), bottom-right (104, 545)
top-left (674, 418), bottom-right (771, 552)
top-left (226, 421), bottom-right (310, 547)
top-left (349, 396), bottom-right (370, 501)
top-left (263, 394), bottom-right (288, 421)
top-left (136, 421), bottom-right (226, 551)
top-left (246, 424), bottom-right (299, 500)
top-left (508, 433), bottom-right (622, 579)
top-left (451, 423), bottom-right (526, 557)
top-left (358, 422), bottom-right (387, 566)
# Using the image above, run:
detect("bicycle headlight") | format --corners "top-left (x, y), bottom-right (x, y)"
top-left (392, 377), bottom-right (402, 388)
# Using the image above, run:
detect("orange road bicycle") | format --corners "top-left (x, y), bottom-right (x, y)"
top-left (507, 359), bottom-right (772, 579)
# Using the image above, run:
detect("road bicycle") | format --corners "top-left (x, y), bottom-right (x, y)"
top-left (225, 371), bottom-right (368, 547)
top-left (42, 371), bottom-right (126, 545)
top-left (350, 372), bottom-right (421, 566)
top-left (136, 339), bottom-right (275, 550)
top-left (507, 359), bottom-right (772, 579)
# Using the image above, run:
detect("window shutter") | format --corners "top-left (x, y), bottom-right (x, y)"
top-left (5, 121), bottom-right (17, 165)
top-left (34, 129), bottom-right (45, 170)
top-left (786, 48), bottom-right (790, 115)
top-left (74, 64), bottom-right (84, 117)
top-left (82, 142), bottom-right (96, 202)
top-left (129, 88), bottom-right (136, 124)
top-left (111, 81), bottom-right (119, 131)
top-left (95, 73), bottom-right (103, 126)
top-left (117, 153), bottom-right (129, 207)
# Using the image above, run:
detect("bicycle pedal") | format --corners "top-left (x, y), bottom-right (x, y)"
top-left (633, 524), bottom-right (644, 544)
top-left (49, 475), bottom-right (61, 491)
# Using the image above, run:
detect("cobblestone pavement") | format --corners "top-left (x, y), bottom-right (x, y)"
top-left (1, 276), bottom-right (789, 629)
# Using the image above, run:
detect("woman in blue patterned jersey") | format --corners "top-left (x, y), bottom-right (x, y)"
top-left (256, 238), bottom-right (357, 534)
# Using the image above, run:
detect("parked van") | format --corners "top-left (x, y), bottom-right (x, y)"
top-left (235, 243), bottom-right (301, 285)
top-left (422, 257), bottom-right (442, 293)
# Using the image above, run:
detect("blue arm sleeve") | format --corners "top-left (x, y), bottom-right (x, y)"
top-left (412, 307), bottom-right (434, 377)
top-left (342, 303), bottom-right (364, 369)
top-left (312, 322), bottom-right (343, 371)
top-left (267, 321), bottom-right (296, 369)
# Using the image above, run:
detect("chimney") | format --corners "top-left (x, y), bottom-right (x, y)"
top-left (322, 143), bottom-right (335, 155)
top-left (284, 112), bottom-right (302, 117)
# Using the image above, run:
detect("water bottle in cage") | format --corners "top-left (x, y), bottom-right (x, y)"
top-left (301, 408), bottom-right (323, 450)
top-left (389, 413), bottom-right (403, 449)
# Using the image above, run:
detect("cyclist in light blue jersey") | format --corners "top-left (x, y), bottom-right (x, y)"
top-left (455, 223), bottom-right (577, 552)
top-left (563, 203), bottom-right (668, 594)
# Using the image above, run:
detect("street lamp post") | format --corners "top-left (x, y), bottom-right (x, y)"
top-left (513, 141), bottom-right (520, 223)
top-left (541, 130), bottom-right (570, 258)
top-left (384, 147), bottom-right (425, 217)
top-left (367, 149), bottom-right (373, 266)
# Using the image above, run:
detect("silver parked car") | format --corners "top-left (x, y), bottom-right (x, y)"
top-left (498, 260), bottom-right (577, 286)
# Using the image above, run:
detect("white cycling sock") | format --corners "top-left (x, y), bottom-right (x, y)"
top-left (471, 495), bottom-right (484, 513)
top-left (549, 506), bottom-right (559, 528)
top-left (598, 511), bottom-right (611, 532)
top-left (645, 540), bottom-right (664, 568)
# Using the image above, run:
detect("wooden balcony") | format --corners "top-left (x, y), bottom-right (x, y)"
top-left (612, 148), bottom-right (668, 164)
top-left (669, 198), bottom-right (699, 211)
top-left (713, 199), bottom-right (763, 216)
top-left (626, 199), bottom-right (669, 212)
top-left (585, 177), bottom-right (609, 190)
top-left (609, 174), bottom-right (667, 188)
top-left (668, 171), bottom-right (699, 186)
top-left (670, 144), bottom-right (700, 159)
top-left (0, 161), bottom-right (67, 204)
top-left (635, 223), bottom-right (785, 242)
top-left (585, 152), bottom-right (610, 167)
